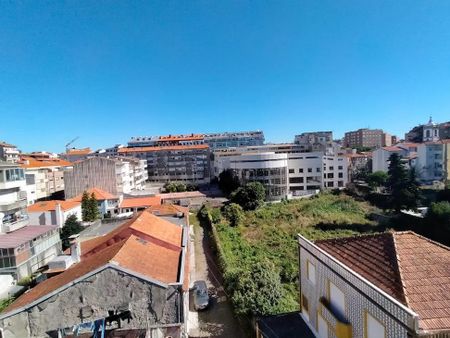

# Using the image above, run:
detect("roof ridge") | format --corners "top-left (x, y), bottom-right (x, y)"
top-left (395, 231), bottom-right (450, 252)
top-left (391, 232), bottom-right (410, 307)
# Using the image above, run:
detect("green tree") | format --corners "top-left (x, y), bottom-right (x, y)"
top-left (81, 191), bottom-right (91, 222)
top-left (60, 214), bottom-right (84, 250)
top-left (230, 181), bottom-right (266, 210)
top-left (426, 201), bottom-right (450, 244)
top-left (218, 169), bottom-right (241, 196)
top-left (227, 260), bottom-right (283, 316)
top-left (386, 153), bottom-right (421, 212)
top-left (366, 171), bottom-right (388, 189)
top-left (164, 181), bottom-right (188, 193)
top-left (222, 203), bottom-right (244, 227)
top-left (88, 192), bottom-right (100, 221)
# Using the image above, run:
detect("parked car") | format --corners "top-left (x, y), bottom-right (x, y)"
top-left (193, 280), bottom-right (209, 310)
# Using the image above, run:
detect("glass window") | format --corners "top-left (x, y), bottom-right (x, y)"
top-left (307, 261), bottom-right (316, 285)
top-left (365, 312), bottom-right (385, 338)
top-left (329, 281), bottom-right (345, 316)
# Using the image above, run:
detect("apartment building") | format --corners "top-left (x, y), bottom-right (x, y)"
top-left (296, 231), bottom-right (450, 338)
top-left (204, 130), bottom-right (264, 150)
top-left (121, 135), bottom-right (211, 184)
top-left (64, 157), bottom-right (147, 199)
top-left (444, 140), bottom-right (450, 183)
top-left (372, 143), bottom-right (418, 173)
top-left (416, 142), bottom-right (444, 183)
top-left (19, 156), bottom-right (72, 204)
top-left (0, 209), bottom-right (190, 338)
top-left (0, 162), bottom-right (61, 280)
top-left (344, 128), bottom-right (385, 149)
top-left (93, 144), bottom-right (125, 157)
top-left (0, 142), bottom-right (20, 163)
top-left (294, 131), bottom-right (334, 153)
top-left (215, 150), bottom-right (348, 200)
top-left (61, 147), bottom-right (92, 162)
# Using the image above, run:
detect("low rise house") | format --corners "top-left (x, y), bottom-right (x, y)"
top-left (61, 148), bottom-right (92, 162)
top-left (157, 191), bottom-right (207, 208)
top-left (67, 187), bottom-right (121, 218)
top-left (295, 231), bottom-right (450, 338)
top-left (0, 210), bottom-right (189, 338)
top-left (119, 195), bottom-right (162, 214)
top-left (372, 144), bottom-right (418, 173)
top-left (27, 200), bottom-right (81, 227)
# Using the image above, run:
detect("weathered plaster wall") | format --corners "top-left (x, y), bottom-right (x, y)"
top-left (0, 267), bottom-right (181, 338)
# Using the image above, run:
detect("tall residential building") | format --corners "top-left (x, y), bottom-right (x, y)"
top-left (19, 156), bottom-right (72, 204)
top-left (122, 134), bottom-right (211, 184)
top-left (0, 162), bottom-right (61, 280)
top-left (204, 131), bottom-right (264, 150)
top-left (63, 157), bottom-right (147, 199)
top-left (344, 128), bottom-right (385, 149)
top-left (294, 131), bottom-right (334, 153)
top-left (0, 142), bottom-right (20, 163)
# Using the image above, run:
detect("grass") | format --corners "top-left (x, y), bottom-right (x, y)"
top-left (213, 192), bottom-right (380, 313)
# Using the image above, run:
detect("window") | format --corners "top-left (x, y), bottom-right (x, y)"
top-left (308, 168), bottom-right (312, 173)
top-left (365, 312), bottom-right (385, 338)
top-left (338, 173), bottom-right (343, 178)
top-left (289, 169), bottom-right (295, 174)
top-left (307, 261), bottom-right (316, 285)
top-left (316, 168), bottom-right (321, 173)
top-left (329, 281), bottom-right (345, 316)
top-left (338, 166), bottom-right (343, 170)
top-left (329, 166), bottom-right (334, 170)
top-left (301, 293), bottom-right (310, 321)
top-left (317, 313), bottom-right (329, 338)
top-left (299, 168), bottom-right (303, 173)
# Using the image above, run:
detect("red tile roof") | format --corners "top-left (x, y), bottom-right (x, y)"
top-left (66, 148), bottom-right (91, 155)
top-left (118, 144), bottom-right (209, 153)
top-left (3, 210), bottom-right (185, 315)
top-left (19, 157), bottom-right (72, 169)
top-left (316, 232), bottom-right (450, 333)
top-left (67, 187), bottom-right (118, 202)
top-left (27, 200), bottom-right (80, 212)
top-left (119, 196), bottom-right (162, 209)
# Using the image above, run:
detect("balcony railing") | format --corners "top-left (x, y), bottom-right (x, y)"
top-left (319, 297), bottom-right (352, 338)
top-left (0, 199), bottom-right (27, 212)
top-left (2, 216), bottom-right (29, 233)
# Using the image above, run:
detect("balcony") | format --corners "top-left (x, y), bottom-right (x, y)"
top-left (2, 216), bottom-right (29, 233)
top-left (0, 199), bottom-right (27, 212)
top-left (319, 297), bottom-right (352, 338)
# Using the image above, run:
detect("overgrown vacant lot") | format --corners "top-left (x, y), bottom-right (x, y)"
top-left (213, 193), bottom-right (381, 314)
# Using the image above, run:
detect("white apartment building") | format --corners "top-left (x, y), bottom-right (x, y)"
top-left (64, 157), bottom-right (147, 199)
top-left (0, 162), bottom-right (61, 280)
top-left (416, 142), bottom-right (444, 183)
top-left (0, 142), bottom-right (20, 163)
top-left (215, 149), bottom-right (348, 200)
top-left (372, 143), bottom-right (418, 173)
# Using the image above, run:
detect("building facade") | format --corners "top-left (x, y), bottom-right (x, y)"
top-left (294, 131), bottom-right (334, 153)
top-left (64, 157), bottom-right (147, 199)
top-left (0, 142), bottom-right (20, 163)
top-left (204, 131), bottom-right (264, 150)
top-left (344, 128), bottom-right (385, 149)
top-left (27, 200), bottom-right (82, 228)
top-left (298, 232), bottom-right (450, 338)
top-left (416, 142), bottom-right (444, 183)
top-left (0, 162), bottom-right (61, 280)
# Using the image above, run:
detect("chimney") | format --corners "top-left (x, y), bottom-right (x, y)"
top-left (69, 234), bottom-right (81, 263)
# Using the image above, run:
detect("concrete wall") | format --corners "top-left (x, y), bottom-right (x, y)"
top-left (0, 267), bottom-right (182, 338)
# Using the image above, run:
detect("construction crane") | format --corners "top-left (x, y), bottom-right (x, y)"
top-left (65, 137), bottom-right (79, 152)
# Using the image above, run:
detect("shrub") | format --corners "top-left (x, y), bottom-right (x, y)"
top-left (222, 203), bottom-right (244, 227)
top-left (218, 169), bottom-right (240, 196)
top-left (230, 181), bottom-right (266, 211)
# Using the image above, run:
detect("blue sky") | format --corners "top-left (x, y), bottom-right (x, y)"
top-left (1, 1), bottom-right (450, 153)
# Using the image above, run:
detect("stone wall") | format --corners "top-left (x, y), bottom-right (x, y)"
top-left (0, 267), bottom-right (182, 337)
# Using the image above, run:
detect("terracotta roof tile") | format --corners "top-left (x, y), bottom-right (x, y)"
top-left (19, 157), bottom-right (72, 169)
top-left (316, 232), bottom-right (450, 333)
top-left (119, 196), bottom-right (162, 209)
top-left (2, 210), bottom-right (186, 316)
top-left (27, 200), bottom-right (80, 212)
top-left (67, 187), bottom-right (118, 202)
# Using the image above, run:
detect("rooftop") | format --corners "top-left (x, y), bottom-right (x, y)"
top-left (257, 312), bottom-right (316, 338)
top-left (118, 144), bottom-right (209, 153)
top-left (157, 191), bottom-right (206, 199)
top-left (0, 225), bottom-right (58, 248)
top-left (19, 156), bottom-right (72, 169)
top-left (65, 148), bottom-right (92, 155)
top-left (119, 196), bottom-right (162, 209)
top-left (28, 200), bottom-right (80, 213)
top-left (67, 187), bottom-right (118, 202)
top-left (315, 231), bottom-right (450, 333)
top-left (2, 210), bottom-right (185, 315)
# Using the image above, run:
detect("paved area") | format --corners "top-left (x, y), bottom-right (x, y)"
top-left (79, 219), bottom-right (127, 240)
top-left (188, 222), bottom-right (247, 338)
